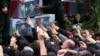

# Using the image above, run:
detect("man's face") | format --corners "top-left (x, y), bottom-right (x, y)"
top-left (61, 39), bottom-right (75, 49)
top-left (21, 25), bottom-right (26, 30)
top-left (61, 40), bottom-right (68, 49)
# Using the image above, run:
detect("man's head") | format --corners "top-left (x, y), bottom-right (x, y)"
top-left (21, 25), bottom-right (26, 30)
top-left (20, 50), bottom-right (34, 56)
top-left (94, 31), bottom-right (100, 40)
top-left (61, 39), bottom-right (75, 49)
top-left (78, 50), bottom-right (92, 56)
top-left (94, 50), bottom-right (100, 56)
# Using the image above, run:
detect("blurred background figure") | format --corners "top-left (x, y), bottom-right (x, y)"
top-left (0, 0), bottom-right (10, 46)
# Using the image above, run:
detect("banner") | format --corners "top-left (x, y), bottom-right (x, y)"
top-left (10, 0), bottom-right (43, 19)
top-left (9, 14), bottom-right (55, 36)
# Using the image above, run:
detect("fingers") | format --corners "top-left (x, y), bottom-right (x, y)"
top-left (13, 30), bottom-right (20, 37)
top-left (79, 41), bottom-right (87, 49)
top-left (26, 17), bottom-right (34, 28)
top-left (10, 36), bottom-right (17, 48)
top-left (0, 45), bottom-right (3, 56)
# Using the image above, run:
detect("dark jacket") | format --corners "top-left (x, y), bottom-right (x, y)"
top-left (42, 0), bottom-right (64, 14)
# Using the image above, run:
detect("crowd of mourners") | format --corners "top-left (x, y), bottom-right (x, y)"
top-left (0, 17), bottom-right (100, 56)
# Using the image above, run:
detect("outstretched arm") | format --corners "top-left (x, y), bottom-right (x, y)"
top-left (38, 29), bottom-right (47, 56)
top-left (0, 45), bottom-right (3, 56)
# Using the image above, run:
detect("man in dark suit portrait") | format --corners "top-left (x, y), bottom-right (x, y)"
top-left (20, 24), bottom-right (29, 36)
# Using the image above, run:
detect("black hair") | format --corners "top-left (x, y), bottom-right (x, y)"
top-left (79, 50), bottom-right (92, 56)
top-left (29, 41), bottom-right (40, 56)
top-left (95, 30), bottom-right (100, 36)
top-left (47, 52), bottom-right (56, 56)
top-left (18, 39), bottom-right (29, 51)
top-left (95, 50), bottom-right (100, 56)
top-left (20, 50), bottom-right (34, 56)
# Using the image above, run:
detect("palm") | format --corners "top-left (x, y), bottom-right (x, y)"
top-left (26, 17), bottom-right (34, 28)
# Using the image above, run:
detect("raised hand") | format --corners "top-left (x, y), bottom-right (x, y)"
top-left (79, 41), bottom-right (87, 50)
top-left (0, 45), bottom-right (3, 56)
top-left (84, 30), bottom-right (96, 44)
top-left (38, 28), bottom-right (50, 40)
top-left (10, 36), bottom-right (17, 49)
top-left (26, 16), bottom-right (34, 28)
top-left (13, 30), bottom-right (20, 37)
top-left (76, 25), bottom-right (81, 35)
top-left (57, 49), bottom-right (67, 56)
top-left (50, 22), bottom-right (60, 30)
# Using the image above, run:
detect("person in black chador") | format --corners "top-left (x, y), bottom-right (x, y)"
top-left (0, 0), bottom-right (10, 46)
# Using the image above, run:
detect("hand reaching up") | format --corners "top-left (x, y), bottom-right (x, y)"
top-left (26, 16), bottom-right (34, 28)
top-left (38, 28), bottom-right (50, 40)
top-left (0, 45), bottom-right (3, 56)
top-left (10, 36), bottom-right (18, 49)
top-left (79, 41), bottom-right (87, 50)
top-left (13, 30), bottom-right (20, 38)
top-left (50, 22), bottom-right (60, 30)
top-left (76, 26), bottom-right (81, 35)
top-left (57, 49), bottom-right (67, 56)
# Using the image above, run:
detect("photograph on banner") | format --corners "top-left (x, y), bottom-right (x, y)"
top-left (9, 19), bottom-right (21, 36)
top-left (17, 0), bottom-right (42, 19)
top-left (9, 19), bottom-right (32, 36)
top-left (9, 14), bottom-right (55, 36)
top-left (16, 22), bottom-right (32, 36)
top-left (25, 0), bottom-right (42, 17)
top-left (35, 16), bottom-right (50, 30)
top-left (33, 14), bottom-right (55, 30)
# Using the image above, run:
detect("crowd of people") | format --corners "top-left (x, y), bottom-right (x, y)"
top-left (0, 0), bottom-right (100, 56)
top-left (0, 17), bottom-right (100, 56)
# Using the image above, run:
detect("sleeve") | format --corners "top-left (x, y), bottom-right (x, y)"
top-left (32, 28), bottom-right (38, 40)
top-left (3, 46), bottom-right (19, 56)
top-left (45, 39), bottom-right (59, 54)
top-left (57, 28), bottom-right (69, 38)
top-left (42, 0), bottom-right (55, 10)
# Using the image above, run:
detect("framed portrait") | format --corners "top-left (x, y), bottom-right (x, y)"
top-left (25, 0), bottom-right (42, 17)
top-left (9, 19), bottom-right (32, 36)
top-left (16, 22), bottom-right (32, 36)
top-left (32, 14), bottom-right (55, 30)
top-left (10, 0), bottom-right (43, 19)
top-left (9, 14), bottom-right (55, 36)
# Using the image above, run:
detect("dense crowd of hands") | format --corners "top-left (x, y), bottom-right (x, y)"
top-left (0, 16), bottom-right (100, 56)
